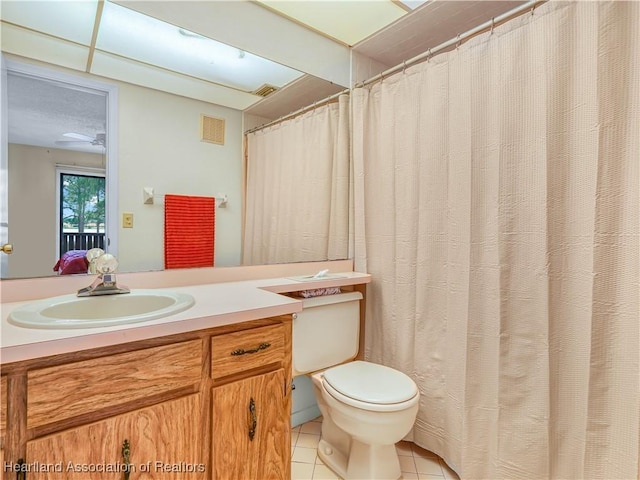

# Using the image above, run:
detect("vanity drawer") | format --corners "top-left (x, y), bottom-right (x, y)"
top-left (27, 340), bottom-right (202, 429)
top-left (211, 324), bottom-right (285, 380)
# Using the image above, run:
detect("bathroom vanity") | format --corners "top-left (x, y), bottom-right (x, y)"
top-left (0, 266), bottom-right (370, 480)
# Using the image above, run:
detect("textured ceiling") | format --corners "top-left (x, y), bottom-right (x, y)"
top-left (8, 73), bottom-right (107, 153)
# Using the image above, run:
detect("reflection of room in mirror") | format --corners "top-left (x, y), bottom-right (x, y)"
top-left (2, 60), bottom-right (249, 280)
top-left (5, 71), bottom-right (109, 280)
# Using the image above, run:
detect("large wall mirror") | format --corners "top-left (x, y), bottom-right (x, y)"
top-left (0, 0), bottom-right (361, 281)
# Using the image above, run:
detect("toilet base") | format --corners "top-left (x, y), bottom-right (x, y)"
top-left (317, 438), bottom-right (349, 479)
top-left (318, 437), bottom-right (402, 480)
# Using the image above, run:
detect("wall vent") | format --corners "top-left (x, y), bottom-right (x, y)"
top-left (200, 115), bottom-right (225, 145)
top-left (253, 84), bottom-right (278, 97)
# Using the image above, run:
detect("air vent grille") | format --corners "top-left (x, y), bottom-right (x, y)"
top-left (253, 84), bottom-right (278, 97)
top-left (200, 115), bottom-right (225, 145)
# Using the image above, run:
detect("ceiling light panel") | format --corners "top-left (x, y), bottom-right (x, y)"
top-left (259, 0), bottom-right (407, 46)
top-left (112, 0), bottom-right (352, 88)
top-left (0, 0), bottom-right (99, 45)
top-left (397, 0), bottom-right (431, 10)
top-left (91, 51), bottom-right (260, 111)
top-left (1, 23), bottom-right (89, 71)
top-left (96, 1), bottom-right (304, 92)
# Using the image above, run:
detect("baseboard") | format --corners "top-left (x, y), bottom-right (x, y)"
top-left (291, 405), bottom-right (322, 428)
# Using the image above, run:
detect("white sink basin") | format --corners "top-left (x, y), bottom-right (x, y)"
top-left (8, 289), bottom-right (195, 329)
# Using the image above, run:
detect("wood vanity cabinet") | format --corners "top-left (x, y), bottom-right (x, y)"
top-left (210, 324), bottom-right (291, 480)
top-left (1, 375), bottom-right (6, 475)
top-left (0, 316), bottom-right (292, 480)
top-left (26, 394), bottom-right (204, 480)
top-left (212, 370), bottom-right (289, 479)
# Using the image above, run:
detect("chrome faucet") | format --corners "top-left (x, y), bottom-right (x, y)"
top-left (77, 252), bottom-right (130, 297)
top-left (77, 273), bottom-right (130, 297)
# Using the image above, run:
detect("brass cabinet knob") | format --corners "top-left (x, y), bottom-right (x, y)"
top-left (1, 244), bottom-right (12, 254)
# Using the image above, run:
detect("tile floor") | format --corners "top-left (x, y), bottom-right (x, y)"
top-left (291, 417), bottom-right (460, 480)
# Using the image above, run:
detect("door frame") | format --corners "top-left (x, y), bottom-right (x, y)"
top-left (56, 166), bottom-right (107, 258)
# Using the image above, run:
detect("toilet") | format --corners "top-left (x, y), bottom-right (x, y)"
top-left (293, 291), bottom-right (420, 480)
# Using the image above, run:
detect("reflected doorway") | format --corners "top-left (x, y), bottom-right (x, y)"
top-left (1, 58), bottom-right (118, 279)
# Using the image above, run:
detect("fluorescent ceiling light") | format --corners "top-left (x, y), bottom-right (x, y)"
top-left (90, 51), bottom-right (259, 110)
top-left (0, 22), bottom-right (90, 71)
top-left (96, 1), bottom-right (304, 92)
top-left (0, 0), bottom-right (98, 45)
top-left (397, 0), bottom-right (431, 10)
top-left (259, 0), bottom-right (407, 46)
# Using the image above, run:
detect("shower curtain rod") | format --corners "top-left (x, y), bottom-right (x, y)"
top-left (246, 0), bottom-right (545, 135)
top-left (357, 0), bottom-right (547, 88)
top-left (245, 87), bottom-right (349, 135)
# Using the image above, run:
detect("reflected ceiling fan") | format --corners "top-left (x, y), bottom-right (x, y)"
top-left (55, 132), bottom-right (106, 147)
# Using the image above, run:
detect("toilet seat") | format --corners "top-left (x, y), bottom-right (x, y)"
top-left (322, 361), bottom-right (419, 413)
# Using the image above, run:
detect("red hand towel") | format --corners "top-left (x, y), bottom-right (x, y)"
top-left (164, 194), bottom-right (215, 269)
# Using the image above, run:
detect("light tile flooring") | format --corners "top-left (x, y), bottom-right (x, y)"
top-left (291, 417), bottom-right (460, 480)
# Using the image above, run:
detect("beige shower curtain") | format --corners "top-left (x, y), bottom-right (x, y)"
top-left (352, 2), bottom-right (639, 479)
top-left (244, 95), bottom-right (350, 265)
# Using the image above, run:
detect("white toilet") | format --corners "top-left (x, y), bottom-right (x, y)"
top-left (293, 291), bottom-right (420, 480)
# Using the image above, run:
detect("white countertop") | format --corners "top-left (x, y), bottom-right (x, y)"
top-left (0, 272), bottom-right (370, 364)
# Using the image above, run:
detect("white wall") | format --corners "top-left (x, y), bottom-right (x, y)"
top-left (350, 50), bottom-right (389, 87)
top-left (117, 83), bottom-right (243, 272)
top-left (291, 375), bottom-right (320, 427)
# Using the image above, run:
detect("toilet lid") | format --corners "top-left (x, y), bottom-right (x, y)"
top-left (323, 361), bottom-right (418, 405)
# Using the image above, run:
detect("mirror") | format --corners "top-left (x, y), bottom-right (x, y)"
top-left (2, 57), bottom-right (246, 279)
top-left (0, 0), bottom-right (356, 281)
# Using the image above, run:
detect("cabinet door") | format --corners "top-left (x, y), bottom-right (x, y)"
top-left (212, 369), bottom-right (289, 480)
top-left (0, 375), bottom-right (5, 476)
top-left (26, 394), bottom-right (205, 480)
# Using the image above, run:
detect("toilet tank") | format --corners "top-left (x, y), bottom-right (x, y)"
top-left (292, 291), bottom-right (363, 377)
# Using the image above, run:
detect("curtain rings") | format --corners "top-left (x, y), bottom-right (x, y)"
top-left (456, 33), bottom-right (461, 49)
top-left (490, 17), bottom-right (495, 35)
top-left (402, 60), bottom-right (407, 74)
